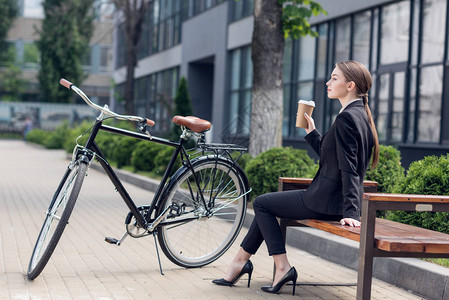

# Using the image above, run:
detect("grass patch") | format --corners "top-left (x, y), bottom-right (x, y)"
top-left (423, 258), bottom-right (449, 268)
top-left (0, 133), bottom-right (22, 139)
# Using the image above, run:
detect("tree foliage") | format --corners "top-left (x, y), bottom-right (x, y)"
top-left (0, 1), bottom-right (23, 101)
top-left (171, 77), bottom-right (193, 139)
top-left (37, 0), bottom-right (95, 103)
top-left (0, 0), bottom-right (17, 58)
top-left (281, 0), bottom-right (326, 39)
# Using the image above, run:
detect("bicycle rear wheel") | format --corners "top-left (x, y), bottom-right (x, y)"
top-left (27, 160), bottom-right (88, 280)
top-left (157, 156), bottom-right (249, 268)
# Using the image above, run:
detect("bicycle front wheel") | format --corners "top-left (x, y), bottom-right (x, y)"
top-left (27, 160), bottom-right (88, 280)
top-left (157, 156), bottom-right (249, 268)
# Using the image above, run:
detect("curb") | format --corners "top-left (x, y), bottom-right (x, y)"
top-left (91, 163), bottom-right (449, 300)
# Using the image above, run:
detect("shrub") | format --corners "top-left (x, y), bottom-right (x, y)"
top-left (63, 121), bottom-right (93, 153)
top-left (387, 155), bottom-right (449, 233)
top-left (26, 129), bottom-right (50, 146)
top-left (245, 147), bottom-right (317, 199)
top-left (113, 137), bottom-right (141, 168)
top-left (131, 142), bottom-right (165, 172)
top-left (95, 132), bottom-right (119, 160)
top-left (230, 152), bottom-right (253, 172)
top-left (365, 145), bottom-right (405, 193)
top-left (154, 146), bottom-right (182, 176)
top-left (44, 122), bottom-right (69, 149)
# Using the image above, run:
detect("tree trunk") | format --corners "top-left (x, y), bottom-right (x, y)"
top-left (249, 0), bottom-right (285, 156)
top-left (115, 0), bottom-right (147, 115)
top-left (124, 42), bottom-right (136, 115)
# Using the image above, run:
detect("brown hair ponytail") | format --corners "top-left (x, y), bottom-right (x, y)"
top-left (336, 61), bottom-right (380, 169)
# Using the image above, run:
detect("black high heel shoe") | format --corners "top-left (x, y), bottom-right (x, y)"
top-left (212, 260), bottom-right (253, 287)
top-left (261, 266), bottom-right (297, 295)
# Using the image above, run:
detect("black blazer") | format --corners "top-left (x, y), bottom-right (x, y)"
top-left (303, 101), bottom-right (374, 221)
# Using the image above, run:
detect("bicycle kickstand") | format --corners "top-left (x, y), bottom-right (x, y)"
top-left (153, 231), bottom-right (164, 275)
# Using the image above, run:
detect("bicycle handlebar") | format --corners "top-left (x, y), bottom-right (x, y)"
top-left (59, 78), bottom-right (155, 127)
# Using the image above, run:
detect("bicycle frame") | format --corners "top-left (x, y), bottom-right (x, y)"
top-left (76, 118), bottom-right (209, 232)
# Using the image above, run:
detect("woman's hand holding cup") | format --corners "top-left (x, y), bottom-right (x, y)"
top-left (304, 112), bottom-right (316, 134)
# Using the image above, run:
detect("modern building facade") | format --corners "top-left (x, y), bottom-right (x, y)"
top-left (113, 0), bottom-right (449, 167)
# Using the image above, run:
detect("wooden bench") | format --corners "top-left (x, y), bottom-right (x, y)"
top-left (278, 177), bottom-right (449, 300)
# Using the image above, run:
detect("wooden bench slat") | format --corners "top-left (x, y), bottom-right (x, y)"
top-left (295, 219), bottom-right (361, 242)
top-left (364, 193), bottom-right (449, 203)
top-left (288, 218), bottom-right (449, 253)
top-left (376, 238), bottom-right (425, 252)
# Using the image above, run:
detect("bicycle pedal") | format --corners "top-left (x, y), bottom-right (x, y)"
top-left (104, 237), bottom-right (119, 244)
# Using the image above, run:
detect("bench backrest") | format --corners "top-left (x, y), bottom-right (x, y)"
top-left (279, 177), bottom-right (378, 193)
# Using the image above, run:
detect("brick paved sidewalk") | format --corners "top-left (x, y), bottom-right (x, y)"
top-left (0, 140), bottom-right (425, 299)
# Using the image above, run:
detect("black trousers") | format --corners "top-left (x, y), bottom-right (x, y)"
top-left (240, 190), bottom-right (341, 256)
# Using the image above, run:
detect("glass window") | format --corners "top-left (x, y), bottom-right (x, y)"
top-left (243, 49), bottom-right (253, 89)
top-left (335, 17), bottom-right (350, 62)
top-left (82, 47), bottom-right (92, 71)
top-left (407, 68), bottom-right (417, 142)
top-left (227, 47), bottom-right (252, 136)
top-left (241, 90), bottom-right (251, 134)
top-left (282, 84), bottom-right (291, 136)
top-left (131, 67), bottom-right (179, 135)
top-left (371, 9), bottom-right (379, 70)
top-left (230, 0), bottom-right (254, 22)
top-left (297, 34), bottom-right (316, 81)
top-left (421, 0), bottom-right (446, 64)
top-left (377, 74), bottom-right (390, 142)
top-left (418, 66), bottom-right (443, 142)
top-left (380, 1), bottom-right (410, 64)
top-left (411, 0), bottom-right (420, 65)
top-left (391, 72), bottom-right (405, 142)
top-left (22, 0), bottom-right (43, 18)
top-left (316, 24), bottom-right (328, 79)
top-left (283, 38), bottom-right (293, 83)
top-left (115, 23), bottom-right (126, 69)
top-left (296, 81), bottom-right (314, 100)
top-left (99, 46), bottom-right (112, 71)
top-left (23, 42), bottom-right (39, 68)
top-left (229, 92), bottom-right (239, 134)
top-left (231, 49), bottom-right (241, 90)
top-left (353, 11), bottom-right (371, 67)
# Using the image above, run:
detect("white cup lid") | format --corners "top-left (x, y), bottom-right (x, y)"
top-left (298, 100), bottom-right (315, 107)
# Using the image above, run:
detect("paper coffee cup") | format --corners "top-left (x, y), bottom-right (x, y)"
top-left (296, 100), bottom-right (315, 128)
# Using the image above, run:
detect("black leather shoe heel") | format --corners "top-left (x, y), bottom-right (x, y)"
top-left (212, 260), bottom-right (253, 287)
top-left (261, 266), bottom-right (297, 295)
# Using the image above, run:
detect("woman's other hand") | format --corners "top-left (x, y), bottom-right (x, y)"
top-left (340, 218), bottom-right (361, 227)
top-left (304, 112), bottom-right (316, 135)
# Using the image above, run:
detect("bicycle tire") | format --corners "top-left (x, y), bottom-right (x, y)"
top-left (27, 160), bottom-right (88, 280)
top-left (156, 156), bottom-right (249, 268)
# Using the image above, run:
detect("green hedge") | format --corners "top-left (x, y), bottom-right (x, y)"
top-left (63, 121), bottom-right (93, 153)
top-left (113, 137), bottom-right (141, 168)
top-left (44, 122), bottom-right (69, 149)
top-left (365, 145), bottom-right (405, 193)
top-left (131, 142), bottom-right (166, 172)
top-left (245, 147), bottom-right (317, 199)
top-left (26, 129), bottom-right (50, 145)
top-left (387, 155), bottom-right (449, 233)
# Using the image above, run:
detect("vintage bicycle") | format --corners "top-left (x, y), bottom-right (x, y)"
top-left (27, 79), bottom-right (251, 280)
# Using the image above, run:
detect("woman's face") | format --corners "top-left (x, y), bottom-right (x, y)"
top-left (326, 66), bottom-right (350, 100)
